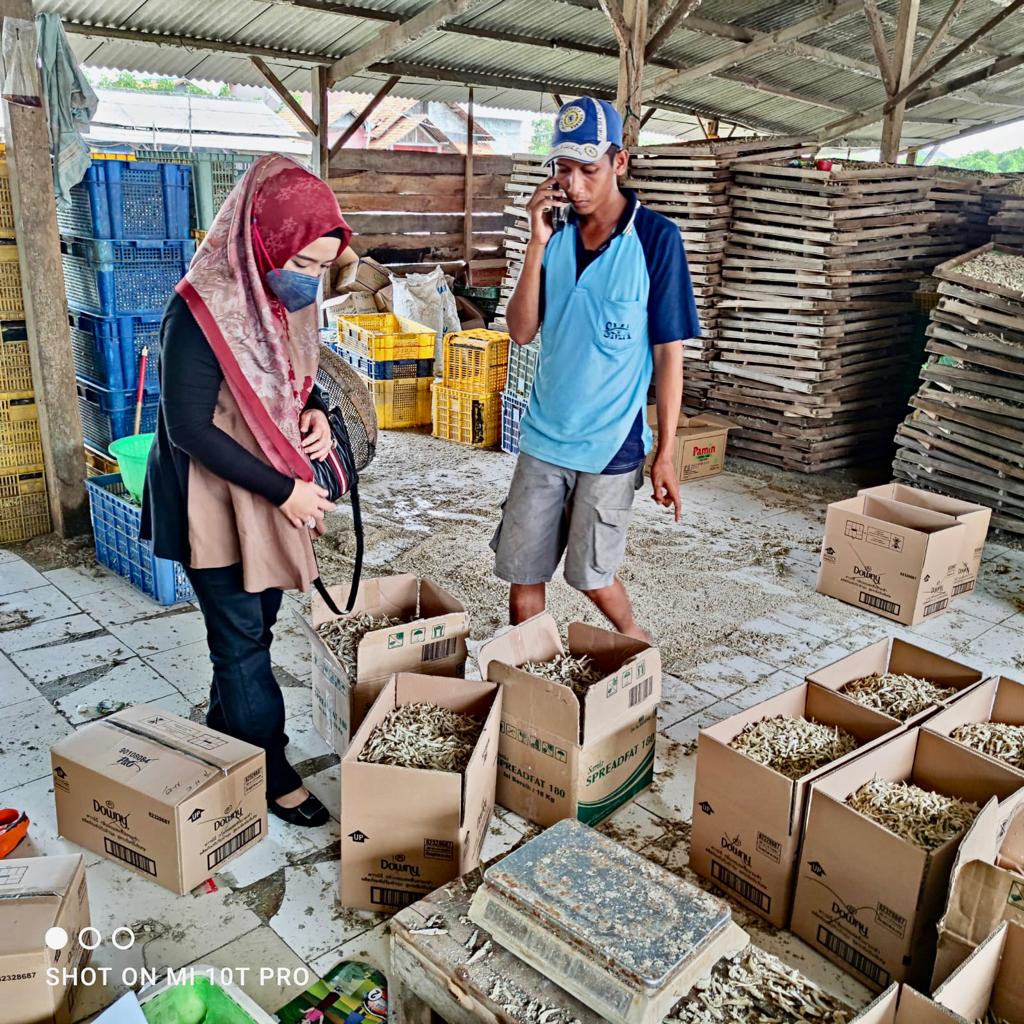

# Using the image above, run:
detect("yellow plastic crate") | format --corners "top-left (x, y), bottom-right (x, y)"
top-left (339, 313), bottom-right (435, 362)
top-left (0, 244), bottom-right (24, 321)
top-left (0, 397), bottom-right (43, 472)
top-left (431, 383), bottom-right (501, 448)
top-left (194, 229), bottom-right (207, 243)
top-left (442, 329), bottom-right (509, 393)
top-left (364, 376), bottom-right (432, 429)
top-left (0, 470), bottom-right (50, 543)
top-left (0, 159), bottom-right (14, 239)
top-left (85, 445), bottom-right (119, 478)
top-left (0, 335), bottom-right (32, 395)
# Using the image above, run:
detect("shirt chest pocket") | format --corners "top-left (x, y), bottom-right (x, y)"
top-left (590, 295), bottom-right (646, 355)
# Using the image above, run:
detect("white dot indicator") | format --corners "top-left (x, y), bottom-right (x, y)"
top-left (45, 927), bottom-right (69, 951)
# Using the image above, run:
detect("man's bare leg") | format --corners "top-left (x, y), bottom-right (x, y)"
top-left (582, 577), bottom-right (650, 642)
top-left (510, 582), bottom-right (546, 624)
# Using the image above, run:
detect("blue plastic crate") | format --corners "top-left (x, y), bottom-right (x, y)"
top-left (62, 237), bottom-right (195, 317)
top-left (85, 474), bottom-right (193, 606)
top-left (69, 311), bottom-right (162, 392)
top-left (506, 336), bottom-right (540, 398)
top-left (77, 379), bottom-right (159, 453)
top-left (501, 391), bottom-right (527, 455)
top-left (334, 344), bottom-right (434, 381)
top-left (58, 160), bottom-right (192, 240)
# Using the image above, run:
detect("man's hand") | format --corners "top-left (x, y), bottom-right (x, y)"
top-left (650, 457), bottom-right (682, 522)
top-left (300, 409), bottom-right (332, 461)
top-left (527, 176), bottom-right (568, 247)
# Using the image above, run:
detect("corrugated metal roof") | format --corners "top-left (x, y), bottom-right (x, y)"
top-left (35, 0), bottom-right (1024, 148)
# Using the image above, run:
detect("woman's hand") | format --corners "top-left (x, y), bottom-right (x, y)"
top-left (279, 479), bottom-right (335, 530)
top-left (300, 409), bottom-right (333, 461)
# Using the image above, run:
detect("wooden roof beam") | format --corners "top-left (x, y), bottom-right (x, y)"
top-left (251, 56), bottom-right (316, 134)
top-left (329, 74), bottom-right (401, 158)
top-left (862, 0), bottom-right (896, 94)
top-left (880, 0), bottom-right (920, 163)
top-left (910, 0), bottom-right (967, 74)
top-left (647, 0), bottom-right (701, 58)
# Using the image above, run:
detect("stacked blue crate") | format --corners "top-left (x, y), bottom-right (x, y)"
top-left (500, 391), bottom-right (528, 455)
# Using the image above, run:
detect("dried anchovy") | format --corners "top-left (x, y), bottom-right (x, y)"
top-left (357, 702), bottom-right (481, 773)
top-left (846, 779), bottom-right (979, 851)
top-left (951, 722), bottom-right (1024, 770)
top-left (522, 653), bottom-right (604, 700)
top-left (315, 613), bottom-right (404, 677)
top-left (729, 716), bottom-right (858, 781)
top-left (841, 672), bottom-right (957, 721)
top-left (669, 944), bottom-right (851, 1024)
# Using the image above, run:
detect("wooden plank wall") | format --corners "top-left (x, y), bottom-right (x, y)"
top-left (329, 150), bottom-right (512, 267)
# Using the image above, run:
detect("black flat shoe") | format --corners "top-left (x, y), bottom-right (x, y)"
top-left (268, 794), bottom-right (329, 827)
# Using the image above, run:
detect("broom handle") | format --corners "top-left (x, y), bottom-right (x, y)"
top-left (133, 347), bottom-right (148, 435)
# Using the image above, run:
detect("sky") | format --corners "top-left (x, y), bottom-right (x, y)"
top-left (936, 119), bottom-right (1024, 158)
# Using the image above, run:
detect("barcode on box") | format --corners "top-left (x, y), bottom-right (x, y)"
top-left (628, 678), bottom-right (654, 707)
top-left (859, 592), bottom-right (900, 616)
top-left (422, 638), bottom-right (457, 662)
top-left (953, 580), bottom-right (975, 596)
top-left (370, 886), bottom-right (419, 909)
top-left (711, 858), bottom-right (771, 914)
top-left (104, 838), bottom-right (156, 877)
top-left (817, 925), bottom-right (890, 987)
top-left (923, 598), bottom-right (949, 617)
top-left (207, 821), bottom-right (261, 869)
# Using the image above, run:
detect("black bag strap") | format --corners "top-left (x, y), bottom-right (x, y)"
top-left (311, 478), bottom-right (364, 618)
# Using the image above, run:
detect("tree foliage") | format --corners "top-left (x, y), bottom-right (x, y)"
top-left (95, 71), bottom-right (229, 97)
top-left (530, 116), bottom-right (554, 155)
top-left (935, 147), bottom-right (1024, 173)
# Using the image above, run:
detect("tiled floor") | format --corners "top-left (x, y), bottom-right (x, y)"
top-left (1, 442), bottom-right (1022, 1022)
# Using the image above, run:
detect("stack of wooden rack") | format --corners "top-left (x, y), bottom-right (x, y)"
top-left (986, 180), bottom-right (1024, 249)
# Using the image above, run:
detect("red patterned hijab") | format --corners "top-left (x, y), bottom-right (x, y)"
top-left (176, 155), bottom-right (351, 481)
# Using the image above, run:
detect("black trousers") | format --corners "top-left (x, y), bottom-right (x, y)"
top-left (185, 563), bottom-right (302, 801)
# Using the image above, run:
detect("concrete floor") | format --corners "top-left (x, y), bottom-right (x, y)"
top-left (1, 430), bottom-right (1022, 1021)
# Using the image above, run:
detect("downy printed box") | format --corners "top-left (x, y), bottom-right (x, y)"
top-left (690, 680), bottom-right (903, 928)
top-left (339, 673), bottom-right (501, 913)
top-left (298, 574), bottom-right (469, 755)
top-left (791, 730), bottom-right (1023, 991)
top-left (817, 495), bottom-right (966, 625)
top-left (478, 612), bottom-right (661, 828)
top-left (933, 922), bottom-right (1024, 1024)
top-left (51, 707), bottom-right (267, 895)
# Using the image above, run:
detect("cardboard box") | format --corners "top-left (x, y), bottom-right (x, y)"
top-left (297, 574), bottom-right (470, 755)
top-left (791, 729), bottom-right (1024, 991)
top-left (477, 613), bottom-right (661, 828)
top-left (337, 256), bottom-right (390, 295)
top-left (817, 495), bottom-right (967, 625)
top-left (340, 673), bottom-right (501, 912)
top-left (806, 638), bottom-right (985, 730)
top-left (852, 985), bottom-right (969, 1024)
top-left (690, 681), bottom-right (904, 928)
top-left (857, 484), bottom-right (991, 601)
top-left (0, 855), bottom-right (90, 1024)
top-left (933, 922), bottom-right (1024, 1023)
top-left (374, 283), bottom-right (394, 313)
top-left (925, 676), bottom-right (1024, 778)
top-left (51, 707), bottom-right (267, 895)
top-left (932, 794), bottom-right (1024, 987)
top-left (643, 407), bottom-right (736, 482)
top-left (323, 291), bottom-right (378, 325)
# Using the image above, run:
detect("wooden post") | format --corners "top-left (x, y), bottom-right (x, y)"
top-left (880, 0), bottom-right (920, 162)
top-left (619, 0), bottom-right (649, 148)
top-left (328, 75), bottom-right (401, 161)
top-left (463, 87), bottom-right (475, 284)
top-left (905, 146), bottom-right (918, 165)
top-left (0, 4), bottom-right (88, 537)
top-left (312, 65), bottom-right (330, 178)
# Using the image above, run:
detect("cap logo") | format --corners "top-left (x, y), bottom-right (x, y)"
top-left (583, 144), bottom-right (599, 158)
top-left (559, 105), bottom-right (586, 132)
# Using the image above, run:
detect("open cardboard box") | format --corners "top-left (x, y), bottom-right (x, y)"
top-left (925, 676), bottom-right (1024, 778)
top-left (932, 793), bottom-right (1024, 987)
top-left (851, 985), bottom-right (968, 1024)
top-left (857, 483), bottom-right (991, 601)
top-left (0, 855), bottom-right (90, 1024)
top-left (806, 638), bottom-right (985, 730)
top-left (51, 707), bottom-right (267, 895)
top-left (643, 406), bottom-right (736, 482)
top-left (792, 729), bottom-right (1024, 991)
top-left (297, 574), bottom-right (469, 755)
top-left (690, 680), bottom-right (905, 928)
top-left (817, 495), bottom-right (967, 625)
top-left (339, 673), bottom-right (501, 913)
top-left (477, 612), bottom-right (661, 828)
top-left (335, 255), bottom-right (390, 295)
top-left (323, 291), bottom-right (379, 325)
top-left (933, 921), bottom-right (1024, 1024)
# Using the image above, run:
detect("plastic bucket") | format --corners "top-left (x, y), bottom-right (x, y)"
top-left (108, 432), bottom-right (154, 504)
top-left (138, 965), bottom-right (275, 1023)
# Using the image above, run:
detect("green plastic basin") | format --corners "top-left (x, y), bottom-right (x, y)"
top-left (108, 432), bottom-right (155, 504)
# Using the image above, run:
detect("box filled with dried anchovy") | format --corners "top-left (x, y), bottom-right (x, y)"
top-left (932, 921), bottom-right (1024, 1024)
top-left (925, 677), bottom-right (1024, 777)
top-left (691, 681), bottom-right (900, 929)
top-left (340, 672), bottom-right (501, 913)
top-left (298, 573), bottom-right (470, 755)
top-left (793, 729), bottom-right (1024, 992)
top-left (808, 638), bottom-right (984, 728)
top-left (852, 983), bottom-right (969, 1024)
top-left (477, 612), bottom-right (661, 829)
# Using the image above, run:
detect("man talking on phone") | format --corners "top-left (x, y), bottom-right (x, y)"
top-left (492, 97), bottom-right (698, 640)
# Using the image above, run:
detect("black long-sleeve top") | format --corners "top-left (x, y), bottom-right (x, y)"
top-left (140, 292), bottom-right (326, 564)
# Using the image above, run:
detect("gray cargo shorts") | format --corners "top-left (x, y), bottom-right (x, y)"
top-left (490, 453), bottom-right (642, 592)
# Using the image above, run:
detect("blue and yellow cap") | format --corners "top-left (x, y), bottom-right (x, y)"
top-left (546, 97), bottom-right (624, 166)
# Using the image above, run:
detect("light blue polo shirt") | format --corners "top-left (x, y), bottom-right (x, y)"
top-left (519, 189), bottom-right (699, 474)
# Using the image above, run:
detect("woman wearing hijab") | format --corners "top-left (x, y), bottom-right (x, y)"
top-left (142, 155), bottom-right (352, 828)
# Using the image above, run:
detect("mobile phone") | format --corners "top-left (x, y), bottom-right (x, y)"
top-left (549, 183), bottom-right (569, 231)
